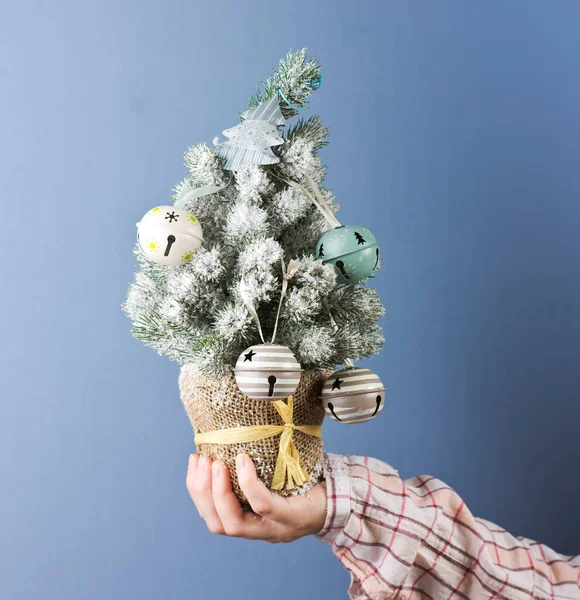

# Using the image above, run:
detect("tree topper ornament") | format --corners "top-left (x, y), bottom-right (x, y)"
top-left (213, 95), bottom-right (286, 171)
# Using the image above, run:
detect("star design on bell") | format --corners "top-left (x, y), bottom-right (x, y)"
top-left (332, 377), bottom-right (344, 390)
top-left (244, 349), bottom-right (256, 362)
top-left (165, 211), bottom-right (178, 223)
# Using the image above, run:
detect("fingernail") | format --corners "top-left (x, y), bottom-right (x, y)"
top-left (212, 460), bottom-right (224, 476)
top-left (236, 454), bottom-right (248, 472)
top-left (199, 456), bottom-right (209, 472)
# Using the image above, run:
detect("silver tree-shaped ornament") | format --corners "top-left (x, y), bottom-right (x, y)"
top-left (213, 95), bottom-right (286, 170)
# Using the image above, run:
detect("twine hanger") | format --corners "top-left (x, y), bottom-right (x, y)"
top-left (271, 170), bottom-right (341, 230)
top-left (173, 177), bottom-right (232, 209)
top-left (239, 258), bottom-right (301, 345)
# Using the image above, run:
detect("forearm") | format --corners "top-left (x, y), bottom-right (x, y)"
top-left (316, 452), bottom-right (580, 600)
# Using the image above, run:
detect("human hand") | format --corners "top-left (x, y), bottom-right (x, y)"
top-left (186, 453), bottom-right (327, 543)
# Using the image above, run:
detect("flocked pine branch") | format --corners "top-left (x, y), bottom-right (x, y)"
top-left (248, 48), bottom-right (321, 119)
top-left (284, 114), bottom-right (330, 152)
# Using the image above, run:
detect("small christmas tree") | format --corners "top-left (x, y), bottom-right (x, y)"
top-left (123, 49), bottom-right (385, 379)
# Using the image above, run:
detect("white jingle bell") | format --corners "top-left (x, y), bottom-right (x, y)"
top-left (234, 343), bottom-right (302, 401)
top-left (136, 206), bottom-right (203, 266)
top-left (321, 367), bottom-right (386, 424)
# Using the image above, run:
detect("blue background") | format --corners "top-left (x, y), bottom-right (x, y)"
top-left (2, 2), bottom-right (580, 598)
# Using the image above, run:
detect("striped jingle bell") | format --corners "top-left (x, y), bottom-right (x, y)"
top-left (321, 367), bottom-right (386, 424)
top-left (234, 343), bottom-right (302, 401)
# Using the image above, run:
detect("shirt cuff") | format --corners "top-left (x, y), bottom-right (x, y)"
top-left (314, 452), bottom-right (352, 543)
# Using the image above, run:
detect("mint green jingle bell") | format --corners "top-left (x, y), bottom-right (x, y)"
top-left (316, 225), bottom-right (380, 284)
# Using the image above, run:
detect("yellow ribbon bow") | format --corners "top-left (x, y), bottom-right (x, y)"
top-left (193, 396), bottom-right (321, 490)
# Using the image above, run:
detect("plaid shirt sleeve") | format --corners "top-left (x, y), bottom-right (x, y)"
top-left (315, 452), bottom-right (580, 600)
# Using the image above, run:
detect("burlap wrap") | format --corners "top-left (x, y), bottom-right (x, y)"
top-left (179, 366), bottom-right (327, 503)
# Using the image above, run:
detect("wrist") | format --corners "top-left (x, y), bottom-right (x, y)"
top-left (307, 480), bottom-right (328, 536)
top-left (314, 452), bottom-right (351, 543)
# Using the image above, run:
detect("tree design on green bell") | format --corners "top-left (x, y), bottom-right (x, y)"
top-left (315, 225), bottom-right (380, 284)
top-left (320, 367), bottom-right (386, 424)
